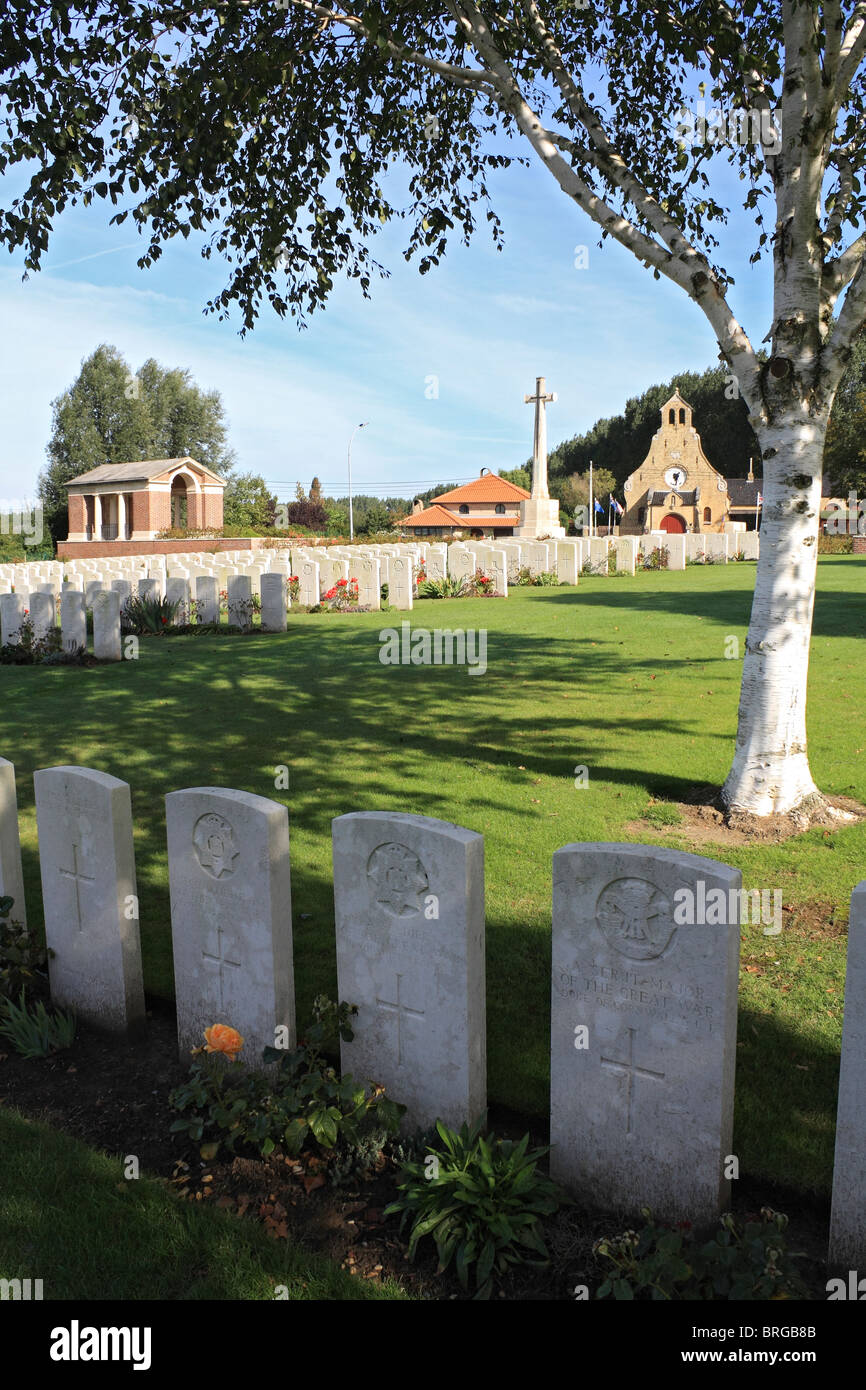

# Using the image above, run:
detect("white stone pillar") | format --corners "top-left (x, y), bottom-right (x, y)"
top-left (118, 493), bottom-right (127, 542)
top-left (94, 493), bottom-right (104, 540)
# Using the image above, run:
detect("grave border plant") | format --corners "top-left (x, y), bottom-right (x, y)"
top-left (385, 1115), bottom-right (564, 1300)
top-left (168, 996), bottom-right (406, 1175)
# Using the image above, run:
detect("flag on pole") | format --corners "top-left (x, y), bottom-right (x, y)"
top-left (757, 492), bottom-right (764, 506)
top-left (594, 499), bottom-right (605, 514)
top-left (610, 496), bottom-right (624, 516)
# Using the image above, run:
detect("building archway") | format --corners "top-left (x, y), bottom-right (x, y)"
top-left (171, 475), bottom-right (188, 528)
top-left (660, 513), bottom-right (686, 533)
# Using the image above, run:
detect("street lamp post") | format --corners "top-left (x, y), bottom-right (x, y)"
top-left (348, 421), bottom-right (369, 541)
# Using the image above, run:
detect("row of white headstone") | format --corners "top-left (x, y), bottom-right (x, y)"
top-left (0, 754), bottom-right (858, 1259)
top-left (0, 529), bottom-right (758, 625)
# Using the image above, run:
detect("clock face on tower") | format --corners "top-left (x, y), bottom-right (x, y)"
top-left (664, 465), bottom-right (688, 489)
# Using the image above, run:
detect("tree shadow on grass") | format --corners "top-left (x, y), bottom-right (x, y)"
top-left (0, 611), bottom-right (853, 1159)
top-left (528, 565), bottom-right (866, 640)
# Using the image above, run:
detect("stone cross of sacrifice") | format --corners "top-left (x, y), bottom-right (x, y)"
top-left (524, 375), bottom-right (557, 500)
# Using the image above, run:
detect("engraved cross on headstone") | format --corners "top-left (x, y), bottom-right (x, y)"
top-left (600, 1027), bottom-right (665, 1134)
top-left (202, 923), bottom-right (242, 1012)
top-left (59, 843), bottom-right (95, 933)
top-left (376, 973), bottom-right (425, 1065)
top-left (524, 375), bottom-right (557, 500)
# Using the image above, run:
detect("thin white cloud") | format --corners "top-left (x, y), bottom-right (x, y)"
top-left (45, 242), bottom-right (142, 271)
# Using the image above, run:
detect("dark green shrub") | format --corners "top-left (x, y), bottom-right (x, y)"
top-left (169, 996), bottom-right (405, 1167)
top-left (594, 1208), bottom-right (807, 1300)
top-left (386, 1118), bottom-right (563, 1299)
top-left (121, 594), bottom-right (181, 635)
top-left (0, 898), bottom-right (51, 1002)
top-left (0, 988), bottom-right (76, 1059)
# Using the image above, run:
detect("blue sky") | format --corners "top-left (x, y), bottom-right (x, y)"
top-left (0, 141), bottom-right (775, 504)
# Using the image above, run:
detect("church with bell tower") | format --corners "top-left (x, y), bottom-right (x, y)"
top-left (620, 389), bottom-right (732, 535)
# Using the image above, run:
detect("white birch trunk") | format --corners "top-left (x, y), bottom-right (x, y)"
top-left (720, 413), bottom-right (827, 816)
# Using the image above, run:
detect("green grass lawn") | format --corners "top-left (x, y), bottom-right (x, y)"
top-left (0, 1108), bottom-right (406, 1300)
top-left (1, 555), bottom-right (864, 1196)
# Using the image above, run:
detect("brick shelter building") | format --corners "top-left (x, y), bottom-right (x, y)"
top-left (64, 457), bottom-right (226, 552)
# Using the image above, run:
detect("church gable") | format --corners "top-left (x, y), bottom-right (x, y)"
top-left (621, 390), bottom-right (729, 534)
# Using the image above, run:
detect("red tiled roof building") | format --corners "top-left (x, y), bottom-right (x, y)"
top-left (402, 470), bottom-right (531, 537)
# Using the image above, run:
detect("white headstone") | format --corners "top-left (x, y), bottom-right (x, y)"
top-left (166, 577), bottom-right (190, 624)
top-left (29, 591), bottom-right (55, 640)
top-left (33, 766), bottom-right (145, 1035)
top-left (666, 534), bottom-right (686, 570)
top-left (92, 590), bottom-right (121, 661)
top-left (550, 842), bottom-right (741, 1224)
top-left (389, 554), bottom-right (414, 610)
top-left (355, 554), bottom-right (381, 611)
top-left (260, 573), bottom-right (287, 632)
top-left (332, 811), bottom-right (486, 1131)
top-left (111, 579), bottom-right (133, 608)
top-left (616, 537), bottom-right (637, 575)
top-left (742, 531), bottom-right (760, 561)
top-left (166, 787), bottom-right (295, 1064)
top-left (555, 541), bottom-right (579, 586)
top-left (0, 593), bottom-right (24, 646)
top-left (138, 578), bottom-right (160, 600)
top-left (685, 535), bottom-right (706, 563)
top-left (195, 575), bottom-right (219, 624)
top-left (487, 548), bottom-right (509, 597)
top-left (588, 538), bottom-right (609, 574)
top-left (0, 758), bottom-right (27, 928)
top-left (523, 542), bottom-right (549, 578)
top-left (61, 591), bottom-right (86, 651)
top-left (227, 574), bottom-right (253, 629)
top-left (298, 559), bottom-right (320, 607)
top-left (425, 547), bottom-right (447, 584)
top-left (448, 547), bottom-right (474, 584)
top-left (706, 533), bottom-right (729, 563)
top-left (829, 882), bottom-right (866, 1266)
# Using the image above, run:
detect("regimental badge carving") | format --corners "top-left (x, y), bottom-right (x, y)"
top-left (193, 813), bottom-right (239, 878)
top-left (623, 476), bottom-right (633, 493)
top-left (717, 478), bottom-right (728, 491)
top-left (595, 877), bottom-right (676, 960)
top-left (367, 843), bottom-right (430, 917)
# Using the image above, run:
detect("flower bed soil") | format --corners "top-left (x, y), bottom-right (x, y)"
top-left (0, 998), bottom-right (833, 1300)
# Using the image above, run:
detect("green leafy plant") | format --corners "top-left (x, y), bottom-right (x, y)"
top-left (0, 614), bottom-right (64, 665)
top-left (469, 567), bottom-right (496, 595)
top-left (594, 1208), bottom-right (806, 1301)
top-left (818, 533), bottom-right (854, 553)
top-left (120, 594), bottom-right (181, 635)
top-left (418, 575), bottom-right (466, 598)
top-left (385, 1117), bottom-right (563, 1299)
top-left (641, 545), bottom-right (670, 570)
top-left (169, 996), bottom-right (405, 1166)
top-left (0, 988), bottom-right (77, 1059)
top-left (0, 898), bottom-right (52, 1002)
top-left (511, 566), bottom-right (562, 587)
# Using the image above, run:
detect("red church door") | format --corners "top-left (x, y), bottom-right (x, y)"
top-left (660, 514), bottom-right (686, 533)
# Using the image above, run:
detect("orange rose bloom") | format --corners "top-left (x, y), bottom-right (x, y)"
top-left (203, 1024), bottom-right (244, 1059)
